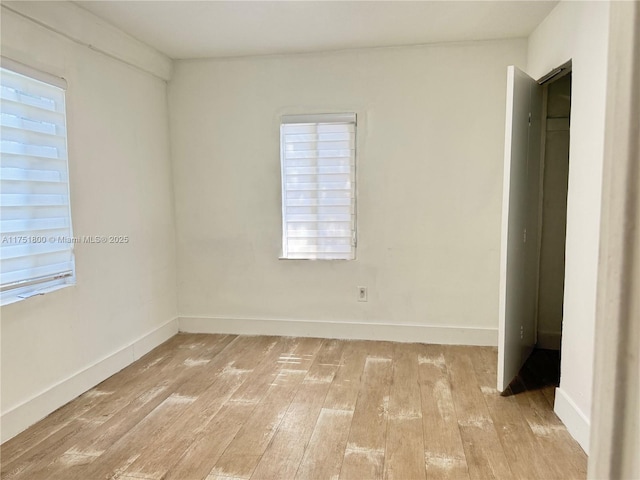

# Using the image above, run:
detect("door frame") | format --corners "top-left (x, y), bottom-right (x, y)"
top-left (589, 1), bottom-right (640, 477)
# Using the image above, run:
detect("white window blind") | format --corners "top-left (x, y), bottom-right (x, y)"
top-left (280, 113), bottom-right (356, 260)
top-left (1, 62), bottom-right (75, 302)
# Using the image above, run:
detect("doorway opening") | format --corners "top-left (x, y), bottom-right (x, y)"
top-left (497, 61), bottom-right (572, 394)
top-left (530, 69), bottom-right (572, 394)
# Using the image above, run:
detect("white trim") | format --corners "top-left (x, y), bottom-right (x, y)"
top-left (554, 386), bottom-right (591, 454)
top-left (497, 65), bottom-right (516, 392)
top-left (279, 114), bottom-right (357, 261)
top-left (0, 318), bottom-right (179, 443)
top-left (1, 2), bottom-right (172, 81)
top-left (589, 2), bottom-right (640, 478)
top-left (1, 281), bottom-right (75, 307)
top-left (178, 315), bottom-right (497, 346)
top-left (1, 56), bottom-right (67, 89)
top-left (281, 113), bottom-right (357, 124)
top-left (131, 318), bottom-right (178, 361)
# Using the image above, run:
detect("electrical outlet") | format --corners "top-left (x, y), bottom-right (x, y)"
top-left (357, 286), bottom-right (368, 302)
top-left (520, 325), bottom-right (524, 340)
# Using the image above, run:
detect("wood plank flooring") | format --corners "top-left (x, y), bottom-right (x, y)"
top-left (1, 334), bottom-right (587, 480)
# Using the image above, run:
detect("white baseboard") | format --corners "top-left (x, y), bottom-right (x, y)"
top-left (0, 317), bottom-right (179, 443)
top-left (178, 316), bottom-right (498, 346)
top-left (537, 330), bottom-right (562, 350)
top-left (554, 386), bottom-right (590, 454)
top-left (131, 318), bottom-right (179, 361)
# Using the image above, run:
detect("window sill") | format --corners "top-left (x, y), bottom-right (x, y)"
top-left (1, 282), bottom-right (75, 307)
top-left (278, 256), bottom-right (354, 261)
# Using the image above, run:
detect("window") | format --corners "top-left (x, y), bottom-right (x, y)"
top-left (1, 59), bottom-right (75, 304)
top-left (280, 113), bottom-right (356, 260)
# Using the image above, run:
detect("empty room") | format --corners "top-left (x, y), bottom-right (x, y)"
top-left (1, 1), bottom-right (638, 479)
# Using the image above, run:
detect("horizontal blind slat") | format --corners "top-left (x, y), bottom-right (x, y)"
top-left (286, 245), bottom-right (354, 254)
top-left (285, 183), bottom-right (353, 192)
top-left (1, 194), bottom-right (69, 206)
top-left (1, 241), bottom-right (72, 259)
top-left (1, 207), bottom-right (70, 223)
top-left (283, 132), bottom-right (353, 142)
top-left (1, 126), bottom-right (67, 148)
top-left (1, 167), bottom-right (62, 182)
top-left (281, 123), bottom-right (354, 134)
top-left (284, 140), bottom-right (353, 151)
top-left (285, 166), bottom-right (352, 175)
top-left (284, 158), bottom-right (353, 168)
top-left (287, 220), bottom-right (353, 228)
top-left (1, 140), bottom-right (62, 159)
top-left (287, 238), bottom-right (352, 247)
top-left (0, 113), bottom-right (64, 137)
top-left (286, 176), bottom-right (353, 186)
top-left (0, 70), bottom-right (64, 105)
top-left (0, 262), bottom-right (73, 286)
top-left (1, 99), bottom-right (66, 126)
top-left (284, 150), bottom-right (353, 160)
top-left (2, 249), bottom-right (72, 271)
top-left (286, 198), bottom-right (352, 207)
top-left (0, 85), bottom-right (59, 113)
top-left (286, 206), bottom-right (353, 216)
top-left (0, 216), bottom-right (69, 233)
top-left (286, 214), bottom-right (353, 223)
top-left (286, 232), bottom-right (352, 239)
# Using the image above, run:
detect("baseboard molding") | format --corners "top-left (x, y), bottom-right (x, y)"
top-left (0, 317), bottom-right (179, 443)
top-left (554, 387), bottom-right (591, 454)
top-left (537, 330), bottom-right (562, 350)
top-left (178, 315), bottom-right (498, 346)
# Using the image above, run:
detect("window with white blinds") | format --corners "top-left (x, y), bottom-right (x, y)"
top-left (1, 61), bottom-right (75, 303)
top-left (280, 113), bottom-right (356, 260)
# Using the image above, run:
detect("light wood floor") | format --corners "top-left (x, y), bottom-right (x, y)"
top-left (1, 334), bottom-right (587, 480)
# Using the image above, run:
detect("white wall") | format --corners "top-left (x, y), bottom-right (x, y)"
top-left (170, 40), bottom-right (527, 344)
top-left (0, 6), bottom-right (178, 441)
top-left (527, 0), bottom-right (611, 453)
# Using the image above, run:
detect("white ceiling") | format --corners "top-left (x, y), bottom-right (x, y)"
top-left (74, 1), bottom-right (557, 60)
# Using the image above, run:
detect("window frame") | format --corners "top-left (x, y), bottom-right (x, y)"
top-left (279, 113), bottom-right (357, 261)
top-left (0, 57), bottom-right (75, 305)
